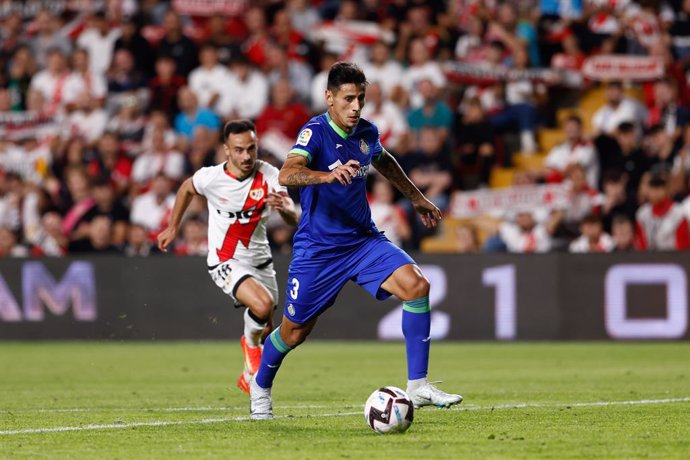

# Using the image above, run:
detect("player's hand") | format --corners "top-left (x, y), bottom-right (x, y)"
top-left (326, 159), bottom-right (360, 185)
top-left (412, 197), bottom-right (442, 229)
top-left (157, 226), bottom-right (177, 252)
top-left (266, 192), bottom-right (291, 211)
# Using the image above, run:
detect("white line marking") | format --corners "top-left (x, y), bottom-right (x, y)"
top-left (2, 397), bottom-right (689, 436)
top-left (7, 404), bottom-right (361, 414)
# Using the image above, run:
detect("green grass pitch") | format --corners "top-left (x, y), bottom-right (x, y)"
top-left (1, 342), bottom-right (690, 459)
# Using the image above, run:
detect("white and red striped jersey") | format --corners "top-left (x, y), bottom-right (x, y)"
top-left (192, 160), bottom-right (286, 267)
top-left (569, 233), bottom-right (615, 253)
top-left (499, 222), bottom-right (552, 253)
top-left (545, 140), bottom-right (599, 188)
top-left (635, 199), bottom-right (690, 251)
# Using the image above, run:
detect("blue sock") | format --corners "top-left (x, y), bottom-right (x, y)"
top-left (402, 297), bottom-right (431, 380)
top-left (255, 327), bottom-right (292, 389)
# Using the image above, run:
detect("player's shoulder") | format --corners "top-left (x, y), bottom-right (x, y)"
top-left (256, 159), bottom-right (280, 177)
top-left (355, 117), bottom-right (380, 137)
top-left (298, 114), bottom-right (328, 135)
top-left (195, 163), bottom-right (224, 177)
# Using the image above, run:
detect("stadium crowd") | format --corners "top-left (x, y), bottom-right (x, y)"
top-left (1, 0), bottom-right (690, 257)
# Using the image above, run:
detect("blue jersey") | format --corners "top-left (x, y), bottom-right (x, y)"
top-left (289, 112), bottom-right (383, 248)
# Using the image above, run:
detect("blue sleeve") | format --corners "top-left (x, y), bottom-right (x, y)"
top-left (371, 125), bottom-right (383, 161)
top-left (289, 123), bottom-right (321, 164)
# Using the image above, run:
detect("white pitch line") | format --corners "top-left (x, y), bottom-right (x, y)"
top-left (2, 397), bottom-right (689, 436)
top-left (7, 404), bottom-right (362, 414)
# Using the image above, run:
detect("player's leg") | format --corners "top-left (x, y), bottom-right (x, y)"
top-left (234, 277), bottom-right (275, 393)
top-left (381, 264), bottom-right (463, 408)
top-left (249, 315), bottom-right (318, 420)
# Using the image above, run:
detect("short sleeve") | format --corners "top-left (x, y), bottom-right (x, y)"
top-left (192, 166), bottom-right (215, 196)
top-left (263, 163), bottom-right (287, 194)
top-left (289, 123), bottom-right (321, 164)
top-left (371, 125), bottom-right (384, 161)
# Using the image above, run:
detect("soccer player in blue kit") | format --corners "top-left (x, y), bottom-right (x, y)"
top-left (249, 62), bottom-right (462, 419)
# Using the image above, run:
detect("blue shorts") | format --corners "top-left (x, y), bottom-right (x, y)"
top-left (283, 233), bottom-right (415, 324)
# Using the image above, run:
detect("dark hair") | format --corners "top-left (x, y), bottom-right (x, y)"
top-left (223, 119), bottom-right (256, 141)
top-left (617, 121), bottom-right (635, 133)
top-left (648, 174), bottom-right (668, 188)
top-left (612, 214), bottom-right (632, 226)
top-left (327, 61), bottom-right (367, 92)
top-left (581, 213), bottom-right (602, 225)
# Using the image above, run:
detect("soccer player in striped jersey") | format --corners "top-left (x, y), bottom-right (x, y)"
top-left (157, 120), bottom-right (298, 393)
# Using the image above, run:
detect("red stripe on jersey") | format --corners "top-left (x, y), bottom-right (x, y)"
top-left (216, 170), bottom-right (268, 262)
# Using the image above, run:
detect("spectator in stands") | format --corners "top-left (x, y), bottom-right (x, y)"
top-left (487, 2), bottom-right (539, 66)
top-left (601, 170), bottom-right (637, 233)
top-left (286, 0), bottom-right (321, 33)
top-left (255, 79), bottom-right (310, 160)
top-left (635, 175), bottom-right (690, 250)
top-left (455, 224), bottom-right (480, 253)
top-left (88, 132), bottom-right (132, 195)
top-left (555, 164), bottom-right (602, 239)
top-left (263, 41), bottom-right (312, 103)
top-left (184, 126), bottom-right (217, 176)
top-left (271, 8), bottom-right (311, 64)
top-left (158, 11), bottom-right (198, 77)
top-left (611, 214), bottom-right (635, 252)
top-left (544, 115), bottom-right (598, 188)
top-left (402, 126), bottom-right (453, 213)
top-left (68, 214), bottom-right (119, 253)
top-left (454, 97), bottom-right (496, 189)
top-left (498, 209), bottom-right (556, 253)
top-left (0, 226), bottom-right (28, 257)
top-left (188, 44), bottom-right (228, 112)
top-left (0, 171), bottom-right (21, 231)
top-left (311, 52), bottom-right (338, 114)
top-left (106, 96), bottom-right (147, 152)
top-left (597, 121), bottom-right (651, 200)
top-left (29, 211), bottom-right (68, 256)
top-left (569, 213), bottom-right (614, 253)
top-left (361, 40), bottom-right (404, 98)
top-left (402, 37), bottom-right (447, 109)
top-left (123, 222), bottom-right (157, 256)
top-left (60, 166), bottom-right (95, 240)
top-left (29, 10), bottom-right (72, 67)
top-left (217, 54), bottom-right (269, 121)
top-left (173, 86), bottom-right (220, 143)
top-left (646, 78), bottom-right (690, 139)
top-left (174, 217), bottom-right (209, 256)
top-left (148, 55), bottom-right (186, 120)
top-left (592, 81), bottom-right (646, 136)
top-left (106, 48), bottom-right (147, 94)
top-left (29, 48), bottom-right (71, 115)
top-left (66, 92), bottom-right (108, 146)
top-left (361, 81), bottom-right (409, 154)
top-left (243, 6), bottom-right (271, 68)
top-left (644, 124), bottom-right (676, 176)
top-left (407, 79), bottom-right (453, 145)
top-left (114, 15), bottom-right (155, 79)
top-left (7, 45), bottom-right (38, 111)
top-left (369, 178), bottom-right (411, 248)
top-left (76, 10), bottom-right (121, 77)
top-left (671, 123), bottom-right (690, 196)
top-left (131, 127), bottom-right (185, 188)
top-left (130, 174), bottom-right (175, 240)
top-left (206, 16), bottom-right (243, 66)
top-left (65, 48), bottom-right (107, 107)
top-left (454, 15), bottom-right (488, 64)
top-left (84, 178), bottom-right (129, 246)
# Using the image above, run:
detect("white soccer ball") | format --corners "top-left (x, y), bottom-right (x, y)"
top-left (364, 386), bottom-right (414, 434)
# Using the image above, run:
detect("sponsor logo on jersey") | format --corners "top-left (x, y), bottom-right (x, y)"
top-left (328, 160), bottom-right (343, 171)
top-left (296, 128), bottom-right (312, 146)
top-left (336, 143), bottom-right (343, 149)
top-left (359, 139), bottom-right (369, 155)
top-left (249, 188), bottom-right (265, 201)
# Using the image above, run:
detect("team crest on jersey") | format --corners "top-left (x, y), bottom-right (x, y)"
top-left (359, 139), bottom-right (369, 155)
top-left (296, 128), bottom-right (312, 146)
top-left (249, 188), bottom-right (265, 201)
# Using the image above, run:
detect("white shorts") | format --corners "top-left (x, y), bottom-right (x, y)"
top-left (208, 259), bottom-right (279, 308)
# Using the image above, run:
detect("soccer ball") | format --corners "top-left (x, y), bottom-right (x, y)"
top-left (364, 386), bottom-right (414, 434)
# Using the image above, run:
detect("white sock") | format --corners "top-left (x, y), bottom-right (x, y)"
top-left (243, 308), bottom-right (266, 347)
top-left (407, 377), bottom-right (427, 391)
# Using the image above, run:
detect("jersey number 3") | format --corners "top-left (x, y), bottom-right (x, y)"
top-left (289, 278), bottom-right (300, 300)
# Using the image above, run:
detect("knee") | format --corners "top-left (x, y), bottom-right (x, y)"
top-left (250, 295), bottom-right (275, 322)
top-left (400, 274), bottom-right (430, 301)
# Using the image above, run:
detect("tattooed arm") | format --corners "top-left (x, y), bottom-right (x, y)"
top-left (278, 154), bottom-right (361, 187)
top-left (372, 149), bottom-right (442, 228)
